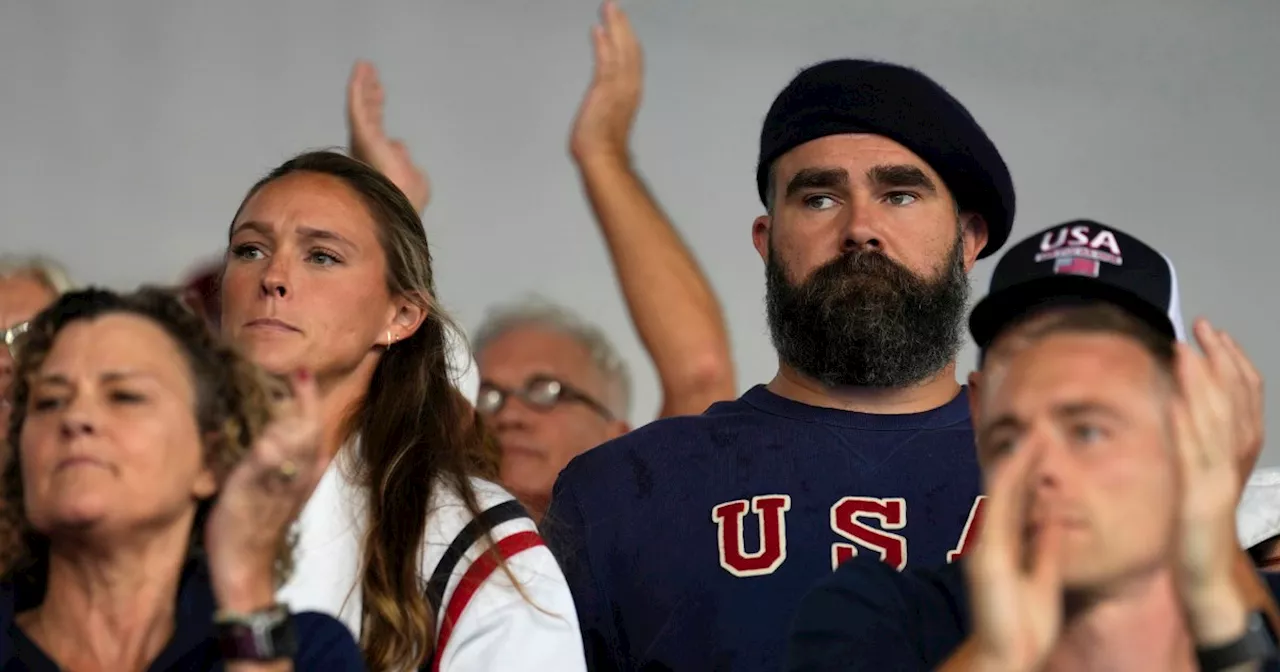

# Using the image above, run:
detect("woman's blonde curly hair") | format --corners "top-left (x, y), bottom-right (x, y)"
top-left (0, 286), bottom-right (292, 580)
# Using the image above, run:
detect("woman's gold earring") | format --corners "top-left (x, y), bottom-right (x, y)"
top-left (386, 330), bottom-right (393, 347)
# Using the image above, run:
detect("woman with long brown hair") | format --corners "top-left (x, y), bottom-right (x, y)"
top-left (218, 151), bottom-right (585, 671)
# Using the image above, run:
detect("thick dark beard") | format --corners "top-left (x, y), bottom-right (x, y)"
top-left (765, 235), bottom-right (969, 389)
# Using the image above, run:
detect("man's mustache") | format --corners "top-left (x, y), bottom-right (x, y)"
top-left (805, 250), bottom-right (917, 288)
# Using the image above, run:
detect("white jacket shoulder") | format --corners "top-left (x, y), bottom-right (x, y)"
top-left (423, 477), bottom-right (586, 671)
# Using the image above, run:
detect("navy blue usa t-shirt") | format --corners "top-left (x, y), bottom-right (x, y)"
top-left (542, 384), bottom-right (985, 671)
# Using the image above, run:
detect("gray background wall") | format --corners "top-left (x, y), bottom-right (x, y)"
top-left (3, 0), bottom-right (1278, 463)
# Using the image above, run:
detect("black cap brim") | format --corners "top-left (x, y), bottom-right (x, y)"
top-left (969, 275), bottom-right (1177, 350)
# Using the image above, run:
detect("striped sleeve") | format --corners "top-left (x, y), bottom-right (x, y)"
top-left (421, 479), bottom-right (587, 672)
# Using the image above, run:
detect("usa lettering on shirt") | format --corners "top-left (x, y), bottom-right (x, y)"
top-left (712, 494), bottom-right (987, 576)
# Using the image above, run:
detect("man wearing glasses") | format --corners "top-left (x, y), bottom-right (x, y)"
top-left (473, 300), bottom-right (635, 521)
top-left (0, 256), bottom-right (73, 433)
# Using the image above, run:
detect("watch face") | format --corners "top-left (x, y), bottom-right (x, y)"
top-left (221, 623), bottom-right (267, 659)
top-left (216, 606), bottom-right (297, 661)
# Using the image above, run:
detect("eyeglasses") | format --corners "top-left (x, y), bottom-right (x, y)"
top-left (2, 321), bottom-right (30, 359)
top-left (476, 375), bottom-right (614, 421)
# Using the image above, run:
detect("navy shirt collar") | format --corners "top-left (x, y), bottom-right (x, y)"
top-left (1, 557), bottom-right (221, 671)
top-left (739, 384), bottom-right (972, 431)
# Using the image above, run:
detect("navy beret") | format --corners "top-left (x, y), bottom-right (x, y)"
top-left (756, 59), bottom-right (1015, 258)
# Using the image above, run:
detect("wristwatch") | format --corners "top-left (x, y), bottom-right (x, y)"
top-left (1196, 610), bottom-right (1278, 671)
top-left (214, 603), bottom-right (298, 661)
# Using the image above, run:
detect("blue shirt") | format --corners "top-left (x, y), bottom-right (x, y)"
top-left (788, 554), bottom-right (1280, 671)
top-left (543, 385), bottom-right (984, 671)
top-left (0, 558), bottom-right (365, 671)
top-left (787, 554), bottom-right (970, 671)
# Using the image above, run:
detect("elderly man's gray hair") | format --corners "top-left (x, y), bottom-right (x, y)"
top-left (474, 296), bottom-right (632, 421)
top-left (0, 255), bottom-right (76, 296)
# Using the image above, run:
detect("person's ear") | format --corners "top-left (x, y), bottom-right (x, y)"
top-left (753, 215), bottom-right (772, 265)
top-left (959, 212), bottom-right (989, 272)
top-left (967, 370), bottom-right (984, 426)
top-left (385, 292), bottom-right (429, 345)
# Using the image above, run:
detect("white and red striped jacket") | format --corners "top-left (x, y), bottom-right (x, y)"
top-left (278, 450), bottom-right (587, 671)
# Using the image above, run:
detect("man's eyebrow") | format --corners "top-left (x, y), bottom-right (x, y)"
top-left (978, 414), bottom-right (1022, 445)
top-left (784, 167), bottom-right (849, 199)
top-left (1054, 401), bottom-right (1126, 423)
top-left (979, 401), bottom-right (1127, 442)
top-left (867, 164), bottom-right (937, 193)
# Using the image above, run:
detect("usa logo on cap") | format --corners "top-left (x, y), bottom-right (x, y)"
top-left (1053, 256), bottom-right (1101, 277)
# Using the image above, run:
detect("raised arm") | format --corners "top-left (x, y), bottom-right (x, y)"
top-left (347, 61), bottom-right (431, 214)
top-left (570, 1), bottom-right (735, 418)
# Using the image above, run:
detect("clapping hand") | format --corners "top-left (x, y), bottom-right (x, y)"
top-left (347, 61), bottom-right (431, 213)
top-left (205, 369), bottom-right (330, 612)
top-left (1171, 320), bottom-right (1257, 645)
top-left (570, 1), bottom-right (643, 163)
top-left (964, 438), bottom-right (1063, 672)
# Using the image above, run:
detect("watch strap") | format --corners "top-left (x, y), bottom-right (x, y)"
top-left (215, 603), bottom-right (298, 661)
top-left (1196, 610), bottom-right (1278, 671)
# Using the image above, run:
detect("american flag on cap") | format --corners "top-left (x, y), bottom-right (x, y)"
top-left (1053, 256), bottom-right (1101, 278)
